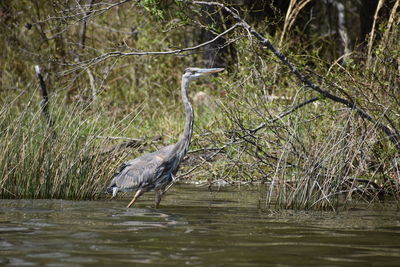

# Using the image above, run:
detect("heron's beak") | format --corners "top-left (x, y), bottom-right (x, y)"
top-left (199, 68), bottom-right (225, 75)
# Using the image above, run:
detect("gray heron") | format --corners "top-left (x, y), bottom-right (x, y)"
top-left (107, 67), bottom-right (224, 208)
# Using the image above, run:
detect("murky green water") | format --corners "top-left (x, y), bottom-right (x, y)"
top-left (1, 184), bottom-right (400, 266)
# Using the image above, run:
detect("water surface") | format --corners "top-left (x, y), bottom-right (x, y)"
top-left (1, 184), bottom-right (399, 266)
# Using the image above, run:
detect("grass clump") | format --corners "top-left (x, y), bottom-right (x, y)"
top-left (0, 93), bottom-right (116, 199)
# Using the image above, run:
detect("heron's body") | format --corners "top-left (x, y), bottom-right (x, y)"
top-left (107, 67), bottom-right (223, 208)
top-left (109, 144), bottom-right (176, 195)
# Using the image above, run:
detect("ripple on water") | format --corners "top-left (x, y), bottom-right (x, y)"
top-left (0, 185), bottom-right (399, 266)
top-left (1, 257), bottom-right (36, 266)
top-left (27, 252), bottom-right (70, 259)
top-left (0, 227), bottom-right (31, 233)
top-left (70, 232), bottom-right (100, 239)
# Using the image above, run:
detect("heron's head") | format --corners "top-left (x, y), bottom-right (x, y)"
top-left (183, 67), bottom-right (224, 81)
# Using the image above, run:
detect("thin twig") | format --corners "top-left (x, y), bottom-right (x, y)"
top-left (93, 135), bottom-right (144, 142)
top-left (93, 135), bottom-right (145, 155)
top-left (250, 96), bottom-right (320, 133)
top-left (98, 139), bottom-right (144, 155)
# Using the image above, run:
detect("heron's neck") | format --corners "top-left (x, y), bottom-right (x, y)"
top-left (177, 78), bottom-right (194, 156)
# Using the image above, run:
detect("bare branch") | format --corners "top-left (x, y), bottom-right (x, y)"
top-left (78, 0), bottom-right (96, 50)
top-left (251, 97), bottom-right (320, 133)
top-left (192, 1), bottom-right (400, 150)
top-left (65, 23), bottom-right (240, 73)
top-left (35, 65), bottom-right (56, 138)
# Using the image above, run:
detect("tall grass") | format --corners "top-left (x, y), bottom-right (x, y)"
top-left (0, 92), bottom-right (123, 199)
top-left (266, 111), bottom-right (387, 210)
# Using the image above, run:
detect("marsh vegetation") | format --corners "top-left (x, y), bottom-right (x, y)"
top-left (1, 0), bottom-right (399, 210)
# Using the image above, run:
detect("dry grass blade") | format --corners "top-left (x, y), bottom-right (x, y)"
top-left (279, 0), bottom-right (313, 46)
top-left (367, 0), bottom-right (385, 68)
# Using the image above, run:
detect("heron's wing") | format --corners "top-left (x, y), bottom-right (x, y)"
top-left (115, 160), bottom-right (164, 189)
top-left (108, 144), bottom-right (175, 190)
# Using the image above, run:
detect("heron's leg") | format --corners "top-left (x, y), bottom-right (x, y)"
top-left (111, 187), bottom-right (118, 198)
top-left (155, 189), bottom-right (164, 208)
top-left (126, 189), bottom-right (143, 208)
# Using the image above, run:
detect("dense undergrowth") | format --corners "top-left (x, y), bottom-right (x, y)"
top-left (1, 1), bottom-right (399, 209)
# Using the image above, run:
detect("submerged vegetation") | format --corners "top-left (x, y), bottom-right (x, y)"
top-left (1, 0), bottom-right (399, 210)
